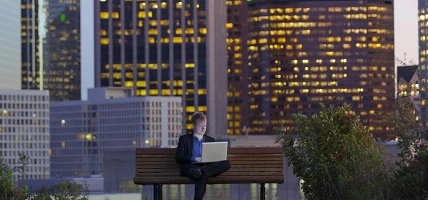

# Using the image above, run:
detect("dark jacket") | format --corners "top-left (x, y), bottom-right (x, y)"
top-left (175, 133), bottom-right (215, 164)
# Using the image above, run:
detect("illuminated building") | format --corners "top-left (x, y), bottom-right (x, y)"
top-left (419, 0), bottom-right (428, 133)
top-left (397, 65), bottom-right (420, 123)
top-left (0, 0), bottom-right (20, 89)
top-left (22, 0), bottom-right (42, 90)
top-left (226, 0), bottom-right (250, 135)
top-left (43, 0), bottom-right (81, 101)
top-left (50, 87), bottom-right (182, 177)
top-left (94, 0), bottom-right (227, 136)
top-left (247, 0), bottom-right (395, 139)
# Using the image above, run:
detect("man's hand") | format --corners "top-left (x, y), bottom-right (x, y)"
top-left (195, 157), bottom-right (201, 162)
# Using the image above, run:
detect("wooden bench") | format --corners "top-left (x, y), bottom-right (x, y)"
top-left (133, 147), bottom-right (284, 200)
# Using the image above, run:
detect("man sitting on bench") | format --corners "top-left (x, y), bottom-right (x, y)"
top-left (175, 112), bottom-right (231, 200)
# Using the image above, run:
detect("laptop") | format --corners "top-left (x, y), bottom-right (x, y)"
top-left (200, 142), bottom-right (228, 163)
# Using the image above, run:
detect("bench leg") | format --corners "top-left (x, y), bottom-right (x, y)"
top-left (153, 184), bottom-right (163, 200)
top-left (260, 183), bottom-right (265, 200)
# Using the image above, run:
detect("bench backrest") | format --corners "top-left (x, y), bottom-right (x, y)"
top-left (134, 147), bottom-right (284, 185)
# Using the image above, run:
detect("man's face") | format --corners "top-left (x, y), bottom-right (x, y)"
top-left (193, 119), bottom-right (207, 136)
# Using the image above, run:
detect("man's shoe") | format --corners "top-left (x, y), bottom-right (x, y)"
top-left (190, 168), bottom-right (202, 179)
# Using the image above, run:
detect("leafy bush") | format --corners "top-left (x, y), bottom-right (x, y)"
top-left (0, 153), bottom-right (89, 200)
top-left (277, 104), bottom-right (391, 200)
top-left (389, 95), bottom-right (428, 200)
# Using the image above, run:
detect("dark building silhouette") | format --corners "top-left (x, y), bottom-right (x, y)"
top-left (244, 0), bottom-right (395, 139)
top-left (44, 0), bottom-right (81, 101)
top-left (21, 0), bottom-right (81, 101)
top-left (93, 0), bottom-right (228, 136)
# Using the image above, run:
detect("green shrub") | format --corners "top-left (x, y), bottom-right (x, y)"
top-left (0, 153), bottom-right (89, 200)
top-left (277, 104), bottom-right (391, 200)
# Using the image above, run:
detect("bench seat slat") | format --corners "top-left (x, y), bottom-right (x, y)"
top-left (135, 173), bottom-right (283, 178)
top-left (134, 176), bottom-right (284, 185)
top-left (135, 160), bottom-right (283, 166)
top-left (136, 159), bottom-right (283, 164)
top-left (136, 163), bottom-right (283, 169)
top-left (136, 168), bottom-right (283, 173)
top-left (136, 155), bottom-right (283, 159)
top-left (136, 147), bottom-right (283, 154)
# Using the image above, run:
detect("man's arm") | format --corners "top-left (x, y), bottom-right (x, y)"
top-left (175, 135), bottom-right (191, 164)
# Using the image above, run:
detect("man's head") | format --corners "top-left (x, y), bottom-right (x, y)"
top-left (191, 112), bottom-right (207, 136)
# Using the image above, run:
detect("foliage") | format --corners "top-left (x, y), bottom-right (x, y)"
top-left (277, 104), bottom-right (391, 200)
top-left (1, 154), bottom-right (28, 199)
top-left (0, 153), bottom-right (89, 200)
top-left (389, 95), bottom-right (428, 200)
top-left (390, 147), bottom-right (428, 200)
top-left (391, 94), bottom-right (422, 161)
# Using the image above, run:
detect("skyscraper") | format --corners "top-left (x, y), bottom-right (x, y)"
top-left (418, 0), bottom-right (428, 133)
top-left (226, 0), bottom-right (250, 135)
top-left (22, 0), bottom-right (42, 90)
top-left (44, 0), bottom-right (81, 101)
top-left (246, 0), bottom-right (395, 139)
top-left (94, 0), bottom-right (228, 136)
top-left (0, 0), bottom-right (21, 89)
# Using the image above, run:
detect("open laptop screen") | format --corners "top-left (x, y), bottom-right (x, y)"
top-left (200, 142), bottom-right (228, 163)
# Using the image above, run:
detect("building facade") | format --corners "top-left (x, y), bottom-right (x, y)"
top-left (50, 88), bottom-right (182, 177)
top-left (93, 0), bottom-right (227, 136)
top-left (419, 0), bottom-right (428, 133)
top-left (397, 65), bottom-right (420, 123)
top-left (22, 0), bottom-right (43, 90)
top-left (0, 90), bottom-right (50, 180)
top-left (245, 0), bottom-right (395, 139)
top-left (43, 0), bottom-right (81, 101)
top-left (226, 0), bottom-right (250, 135)
top-left (0, 0), bottom-right (21, 89)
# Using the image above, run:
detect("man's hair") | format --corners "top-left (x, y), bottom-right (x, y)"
top-left (191, 112), bottom-right (206, 125)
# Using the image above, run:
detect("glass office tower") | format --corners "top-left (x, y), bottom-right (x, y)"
top-left (247, 0), bottom-right (395, 139)
top-left (44, 0), bottom-right (81, 101)
top-left (419, 0), bottom-right (428, 135)
top-left (226, 0), bottom-right (250, 135)
top-left (94, 0), bottom-right (228, 136)
top-left (22, 0), bottom-right (42, 90)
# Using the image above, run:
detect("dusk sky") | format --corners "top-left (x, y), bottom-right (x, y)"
top-left (395, 0), bottom-right (419, 65)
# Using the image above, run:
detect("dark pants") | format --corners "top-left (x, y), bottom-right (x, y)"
top-left (181, 160), bottom-right (231, 200)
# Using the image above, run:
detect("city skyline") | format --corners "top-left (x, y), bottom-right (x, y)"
top-left (80, 0), bottom-right (421, 99)
top-left (5, 0), bottom-right (418, 138)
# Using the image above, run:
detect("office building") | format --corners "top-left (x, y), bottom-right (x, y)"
top-left (0, 90), bottom-right (50, 180)
top-left (94, 0), bottom-right (228, 136)
top-left (419, 0), bottom-right (428, 132)
top-left (22, 0), bottom-right (43, 90)
top-left (226, 0), bottom-right (250, 135)
top-left (43, 0), bottom-right (81, 101)
top-left (0, 1), bottom-right (21, 89)
top-left (246, 0), bottom-right (395, 139)
top-left (50, 87), bottom-right (182, 177)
